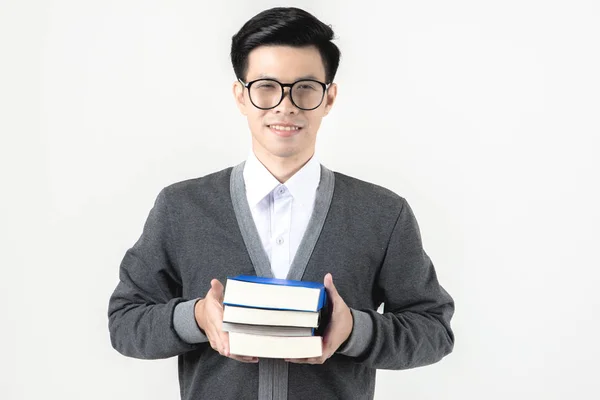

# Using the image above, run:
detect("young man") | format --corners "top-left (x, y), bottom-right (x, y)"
top-left (108, 7), bottom-right (454, 400)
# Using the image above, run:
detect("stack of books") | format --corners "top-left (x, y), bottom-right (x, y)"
top-left (222, 275), bottom-right (327, 359)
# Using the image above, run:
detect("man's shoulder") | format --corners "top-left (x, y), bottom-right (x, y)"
top-left (331, 169), bottom-right (406, 211)
top-left (161, 165), bottom-right (234, 201)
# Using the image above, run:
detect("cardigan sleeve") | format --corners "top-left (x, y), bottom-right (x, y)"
top-left (340, 197), bottom-right (455, 369)
top-left (107, 188), bottom-right (207, 359)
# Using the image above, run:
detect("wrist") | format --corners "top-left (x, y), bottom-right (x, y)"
top-left (340, 307), bottom-right (354, 348)
top-left (173, 297), bottom-right (208, 344)
top-left (336, 309), bottom-right (373, 357)
top-left (193, 298), bottom-right (206, 334)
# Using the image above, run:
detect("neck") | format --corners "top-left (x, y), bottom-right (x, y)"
top-left (252, 146), bottom-right (314, 184)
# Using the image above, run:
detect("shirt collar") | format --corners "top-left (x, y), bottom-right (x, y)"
top-left (284, 154), bottom-right (321, 209)
top-left (243, 151), bottom-right (281, 208)
top-left (243, 151), bottom-right (321, 209)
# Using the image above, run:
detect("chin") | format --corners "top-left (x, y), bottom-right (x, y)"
top-left (253, 134), bottom-right (313, 159)
top-left (266, 147), bottom-right (300, 159)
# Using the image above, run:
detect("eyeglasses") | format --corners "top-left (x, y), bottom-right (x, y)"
top-left (238, 78), bottom-right (331, 111)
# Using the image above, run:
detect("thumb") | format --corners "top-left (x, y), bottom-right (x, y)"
top-left (324, 273), bottom-right (340, 301)
top-left (210, 279), bottom-right (225, 302)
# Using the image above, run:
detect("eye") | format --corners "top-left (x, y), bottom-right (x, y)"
top-left (297, 83), bottom-right (317, 90)
top-left (257, 83), bottom-right (276, 89)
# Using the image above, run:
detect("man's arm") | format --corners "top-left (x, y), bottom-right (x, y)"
top-left (107, 188), bottom-right (207, 360)
top-left (337, 197), bottom-right (455, 369)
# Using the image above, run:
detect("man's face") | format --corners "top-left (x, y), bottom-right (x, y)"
top-left (233, 45), bottom-right (337, 162)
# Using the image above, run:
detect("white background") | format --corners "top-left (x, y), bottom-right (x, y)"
top-left (1, 0), bottom-right (599, 399)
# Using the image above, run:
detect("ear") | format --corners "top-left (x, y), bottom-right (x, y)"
top-left (322, 83), bottom-right (338, 117)
top-left (232, 80), bottom-right (248, 116)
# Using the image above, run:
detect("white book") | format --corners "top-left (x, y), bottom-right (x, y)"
top-left (221, 322), bottom-right (313, 337)
top-left (223, 305), bottom-right (320, 328)
top-left (223, 276), bottom-right (326, 312)
top-left (228, 332), bottom-right (322, 359)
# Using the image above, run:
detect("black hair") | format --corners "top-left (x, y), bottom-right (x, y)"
top-left (230, 7), bottom-right (341, 84)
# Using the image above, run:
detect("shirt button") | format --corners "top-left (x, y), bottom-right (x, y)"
top-left (278, 187), bottom-right (286, 195)
top-left (276, 237), bottom-right (285, 245)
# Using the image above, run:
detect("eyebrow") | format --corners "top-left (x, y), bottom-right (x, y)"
top-left (256, 73), bottom-right (322, 81)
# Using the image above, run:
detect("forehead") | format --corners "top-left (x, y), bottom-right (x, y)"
top-left (246, 45), bottom-right (326, 82)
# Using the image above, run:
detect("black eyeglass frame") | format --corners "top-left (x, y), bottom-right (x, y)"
top-left (238, 77), bottom-right (332, 111)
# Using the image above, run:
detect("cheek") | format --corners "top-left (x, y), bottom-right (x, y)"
top-left (306, 105), bottom-right (327, 127)
top-left (248, 112), bottom-right (268, 130)
top-left (306, 115), bottom-right (324, 131)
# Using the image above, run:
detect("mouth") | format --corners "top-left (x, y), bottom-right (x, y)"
top-left (267, 124), bottom-right (303, 137)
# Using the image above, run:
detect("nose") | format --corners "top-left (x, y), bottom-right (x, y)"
top-left (274, 87), bottom-right (298, 113)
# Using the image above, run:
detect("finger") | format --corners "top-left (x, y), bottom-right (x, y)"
top-left (318, 338), bottom-right (333, 361)
top-left (207, 321), bottom-right (226, 355)
top-left (285, 357), bottom-right (324, 364)
top-left (208, 334), bottom-right (224, 355)
top-left (228, 354), bottom-right (259, 363)
top-left (210, 333), bottom-right (225, 355)
top-left (208, 337), bottom-right (217, 351)
top-left (286, 337), bottom-right (326, 364)
top-left (210, 279), bottom-right (225, 303)
top-left (284, 358), bottom-right (307, 364)
top-left (324, 273), bottom-right (339, 301)
top-left (220, 330), bottom-right (231, 356)
top-left (321, 332), bottom-right (333, 356)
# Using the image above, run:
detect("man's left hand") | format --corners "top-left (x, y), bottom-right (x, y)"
top-left (285, 273), bottom-right (353, 364)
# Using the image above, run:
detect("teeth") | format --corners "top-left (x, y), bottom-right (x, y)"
top-left (270, 125), bottom-right (300, 131)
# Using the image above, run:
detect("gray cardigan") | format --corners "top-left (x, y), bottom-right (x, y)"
top-left (108, 162), bottom-right (455, 400)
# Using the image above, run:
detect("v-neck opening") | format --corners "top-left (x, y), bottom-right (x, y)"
top-left (229, 161), bottom-right (335, 281)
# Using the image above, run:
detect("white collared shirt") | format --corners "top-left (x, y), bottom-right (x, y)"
top-left (243, 151), bottom-right (321, 279)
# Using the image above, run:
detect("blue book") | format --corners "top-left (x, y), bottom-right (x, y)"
top-left (223, 275), bottom-right (327, 312)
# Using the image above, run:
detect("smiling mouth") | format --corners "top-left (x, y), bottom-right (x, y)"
top-left (267, 124), bottom-right (302, 131)
top-left (267, 124), bottom-right (303, 137)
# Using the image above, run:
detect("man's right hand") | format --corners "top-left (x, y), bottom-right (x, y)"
top-left (194, 279), bottom-right (258, 363)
